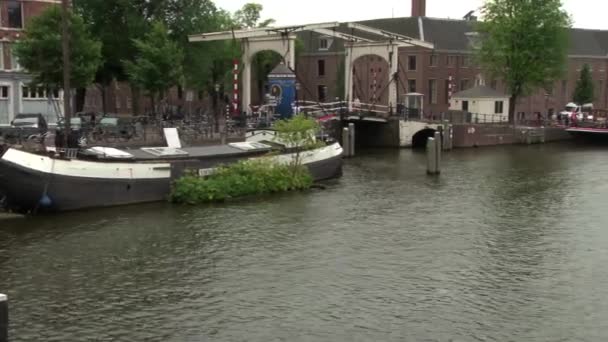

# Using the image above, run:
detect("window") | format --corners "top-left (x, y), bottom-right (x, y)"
top-left (0, 86), bottom-right (8, 99)
top-left (177, 86), bottom-right (183, 100)
top-left (461, 56), bottom-right (470, 67)
top-left (115, 97), bottom-right (121, 109)
top-left (447, 55), bottom-right (457, 67)
top-left (562, 80), bottom-right (568, 100)
top-left (319, 39), bottom-right (328, 50)
top-left (460, 79), bottom-right (470, 91)
top-left (7, 1), bottom-right (23, 29)
top-left (317, 85), bottom-right (327, 102)
top-left (127, 97), bottom-right (132, 109)
top-left (430, 54), bottom-right (438, 67)
top-left (317, 59), bottom-right (325, 77)
top-left (545, 84), bottom-right (554, 96)
top-left (491, 80), bottom-right (498, 90)
top-left (428, 79), bottom-right (437, 104)
top-left (408, 55), bottom-right (417, 71)
top-left (22, 86), bottom-right (59, 99)
top-left (495, 101), bottom-right (504, 114)
top-left (408, 79), bottom-right (416, 93)
top-left (462, 100), bottom-right (469, 111)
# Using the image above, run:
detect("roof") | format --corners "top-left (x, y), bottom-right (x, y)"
top-left (452, 85), bottom-right (509, 98)
top-left (268, 63), bottom-right (295, 76)
top-left (300, 17), bottom-right (608, 57)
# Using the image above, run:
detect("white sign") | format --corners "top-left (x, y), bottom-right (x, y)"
top-left (186, 91), bottom-right (194, 102)
top-left (198, 168), bottom-right (215, 177)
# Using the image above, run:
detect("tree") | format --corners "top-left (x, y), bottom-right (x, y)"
top-left (124, 21), bottom-right (184, 115)
top-left (274, 114), bottom-right (321, 175)
top-left (14, 6), bottom-right (102, 95)
top-left (234, 3), bottom-right (265, 29)
top-left (476, 0), bottom-right (571, 120)
top-left (574, 64), bottom-right (594, 105)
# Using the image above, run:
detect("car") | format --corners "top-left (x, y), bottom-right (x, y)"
top-left (11, 113), bottom-right (48, 132)
top-left (96, 116), bottom-right (135, 138)
top-left (6, 113), bottom-right (48, 140)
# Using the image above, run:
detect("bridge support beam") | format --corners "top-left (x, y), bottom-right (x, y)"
top-left (241, 35), bottom-right (296, 114)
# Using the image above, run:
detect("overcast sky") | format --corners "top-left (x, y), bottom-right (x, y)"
top-left (213, 0), bottom-right (608, 30)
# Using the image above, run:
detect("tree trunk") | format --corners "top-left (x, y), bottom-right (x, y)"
top-left (150, 94), bottom-right (156, 119)
top-left (100, 84), bottom-right (108, 115)
top-left (131, 84), bottom-right (141, 116)
top-left (509, 94), bottom-right (517, 124)
top-left (75, 87), bottom-right (86, 113)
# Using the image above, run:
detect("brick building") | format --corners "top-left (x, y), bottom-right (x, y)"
top-left (0, 0), bottom-right (62, 126)
top-left (296, 1), bottom-right (608, 119)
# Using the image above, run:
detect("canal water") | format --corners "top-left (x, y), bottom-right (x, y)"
top-left (2, 143), bottom-right (608, 341)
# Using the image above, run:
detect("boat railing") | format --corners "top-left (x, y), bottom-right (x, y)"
top-left (55, 148), bottom-right (79, 159)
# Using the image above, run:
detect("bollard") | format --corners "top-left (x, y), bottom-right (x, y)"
top-left (348, 123), bottom-right (355, 157)
top-left (434, 131), bottom-right (442, 174)
top-left (0, 294), bottom-right (7, 342)
top-left (427, 137), bottom-right (437, 175)
top-left (342, 127), bottom-right (351, 157)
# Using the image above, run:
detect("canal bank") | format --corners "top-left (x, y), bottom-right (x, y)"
top-left (2, 142), bottom-right (608, 341)
top-left (330, 119), bottom-right (572, 149)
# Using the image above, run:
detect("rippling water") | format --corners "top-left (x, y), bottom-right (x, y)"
top-left (2, 142), bottom-right (608, 341)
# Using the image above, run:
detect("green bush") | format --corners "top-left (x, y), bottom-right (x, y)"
top-left (170, 158), bottom-right (313, 204)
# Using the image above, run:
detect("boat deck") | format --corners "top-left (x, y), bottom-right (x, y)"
top-left (81, 143), bottom-right (274, 162)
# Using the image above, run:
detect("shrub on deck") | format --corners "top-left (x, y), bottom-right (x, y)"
top-left (170, 159), bottom-right (313, 204)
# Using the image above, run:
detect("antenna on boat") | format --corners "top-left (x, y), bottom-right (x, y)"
top-left (61, 0), bottom-right (72, 148)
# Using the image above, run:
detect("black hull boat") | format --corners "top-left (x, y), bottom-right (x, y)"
top-left (566, 127), bottom-right (608, 143)
top-left (0, 134), bottom-right (343, 213)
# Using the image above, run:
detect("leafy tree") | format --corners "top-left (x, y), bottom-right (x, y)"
top-left (75, 0), bottom-right (152, 113)
top-left (574, 64), bottom-right (594, 105)
top-left (476, 0), bottom-right (571, 120)
top-left (234, 3), bottom-right (265, 29)
top-left (124, 21), bottom-right (184, 115)
top-left (274, 114), bottom-right (321, 175)
top-left (14, 6), bottom-right (102, 94)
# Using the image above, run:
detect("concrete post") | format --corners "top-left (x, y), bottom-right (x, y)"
top-left (348, 123), bottom-right (355, 157)
top-left (342, 127), bottom-right (351, 157)
top-left (434, 131), bottom-right (442, 174)
top-left (0, 294), bottom-right (7, 342)
top-left (426, 137), bottom-right (437, 175)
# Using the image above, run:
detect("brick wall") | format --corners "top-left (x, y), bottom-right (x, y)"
top-left (299, 47), bottom-right (608, 116)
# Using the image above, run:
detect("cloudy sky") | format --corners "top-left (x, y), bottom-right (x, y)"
top-left (214, 0), bottom-right (608, 30)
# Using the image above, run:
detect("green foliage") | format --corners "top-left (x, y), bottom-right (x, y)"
top-left (574, 64), bottom-right (594, 105)
top-left (124, 21), bottom-right (184, 102)
top-left (274, 115), bottom-right (322, 171)
top-left (476, 0), bottom-right (571, 116)
top-left (14, 6), bottom-right (102, 90)
top-left (170, 159), bottom-right (313, 204)
top-left (233, 3), bottom-right (268, 29)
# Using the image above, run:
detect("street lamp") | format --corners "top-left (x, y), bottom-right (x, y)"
top-left (214, 83), bottom-right (220, 134)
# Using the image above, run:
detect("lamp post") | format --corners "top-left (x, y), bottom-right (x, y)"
top-left (214, 83), bottom-right (220, 135)
top-left (294, 82), bottom-right (302, 116)
top-left (216, 83), bottom-right (227, 145)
